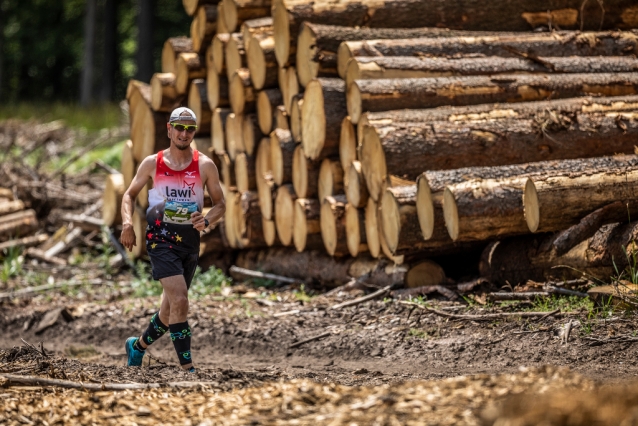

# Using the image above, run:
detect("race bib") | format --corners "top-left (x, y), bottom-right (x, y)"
top-left (163, 201), bottom-right (199, 225)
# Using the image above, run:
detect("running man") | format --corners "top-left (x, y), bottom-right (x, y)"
top-left (120, 107), bottom-right (225, 372)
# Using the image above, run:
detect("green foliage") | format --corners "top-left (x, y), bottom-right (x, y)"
top-left (530, 295), bottom-right (594, 313)
top-left (293, 284), bottom-right (313, 303)
top-left (130, 262), bottom-right (162, 297)
top-left (0, 246), bottom-right (24, 283)
top-left (406, 328), bottom-right (429, 340)
top-left (0, 103), bottom-right (123, 131)
top-left (130, 263), bottom-right (232, 299)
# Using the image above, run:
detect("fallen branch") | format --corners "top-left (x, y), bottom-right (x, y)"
top-left (289, 331), bottom-right (332, 349)
top-left (0, 234), bottom-right (48, 252)
top-left (398, 301), bottom-right (562, 321)
top-left (329, 285), bottom-right (392, 310)
top-left (229, 265), bottom-right (300, 284)
top-left (24, 248), bottom-right (67, 266)
top-left (0, 279), bottom-right (106, 301)
top-left (0, 374), bottom-right (218, 391)
top-left (323, 275), bottom-right (369, 297)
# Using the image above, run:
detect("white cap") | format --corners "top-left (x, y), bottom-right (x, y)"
top-left (169, 107), bottom-right (197, 123)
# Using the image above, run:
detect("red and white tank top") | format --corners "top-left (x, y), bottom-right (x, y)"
top-left (146, 150), bottom-right (204, 226)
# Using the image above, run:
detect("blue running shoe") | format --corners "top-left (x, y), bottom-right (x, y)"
top-left (188, 367), bottom-right (196, 373)
top-left (125, 337), bottom-right (145, 367)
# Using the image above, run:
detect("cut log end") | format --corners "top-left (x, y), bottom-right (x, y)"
top-left (416, 175), bottom-right (435, 240)
top-left (301, 80), bottom-right (327, 160)
top-left (345, 160), bottom-right (368, 209)
top-left (235, 153), bottom-right (250, 192)
top-left (345, 204), bottom-right (362, 257)
top-left (225, 112), bottom-right (244, 160)
top-left (524, 178), bottom-right (540, 232)
top-left (292, 146), bottom-right (308, 198)
top-left (320, 197), bottom-right (338, 256)
top-left (263, 217), bottom-right (277, 246)
top-left (291, 95), bottom-right (303, 143)
top-left (275, 186), bottom-right (295, 246)
top-left (380, 189), bottom-right (401, 255)
top-left (361, 125), bottom-right (386, 202)
top-left (347, 83), bottom-right (362, 125)
top-left (405, 261), bottom-right (447, 288)
top-left (224, 191), bottom-right (239, 248)
top-left (443, 187), bottom-right (459, 241)
top-left (221, 0), bottom-right (238, 33)
top-left (257, 91), bottom-right (274, 134)
top-left (225, 36), bottom-right (243, 81)
top-left (296, 24), bottom-right (317, 88)
top-left (337, 42), bottom-right (352, 79)
top-left (318, 158), bottom-right (340, 203)
top-left (293, 199), bottom-right (307, 252)
top-left (102, 174), bottom-right (125, 227)
top-left (212, 34), bottom-right (228, 75)
top-left (272, 0), bottom-right (290, 68)
top-left (339, 116), bottom-right (357, 172)
top-left (212, 108), bottom-right (229, 155)
top-left (247, 38), bottom-right (267, 90)
top-left (365, 198), bottom-right (380, 259)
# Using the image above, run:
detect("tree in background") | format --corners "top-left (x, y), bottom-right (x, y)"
top-left (0, 0), bottom-right (190, 104)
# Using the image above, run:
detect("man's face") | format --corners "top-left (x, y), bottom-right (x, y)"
top-left (167, 119), bottom-right (197, 151)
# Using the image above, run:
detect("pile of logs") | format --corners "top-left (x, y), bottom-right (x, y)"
top-left (113, 0), bottom-right (638, 289)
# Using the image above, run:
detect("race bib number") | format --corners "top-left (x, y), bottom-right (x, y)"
top-left (163, 201), bottom-right (198, 225)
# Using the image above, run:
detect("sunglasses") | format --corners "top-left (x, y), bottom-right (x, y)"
top-left (170, 123), bottom-right (198, 132)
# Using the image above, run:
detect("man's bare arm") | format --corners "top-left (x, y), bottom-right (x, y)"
top-left (120, 156), bottom-right (155, 250)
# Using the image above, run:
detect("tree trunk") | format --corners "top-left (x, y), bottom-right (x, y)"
top-left (221, 0), bottom-right (271, 33)
top-left (207, 70), bottom-right (230, 110)
top-left (135, 0), bottom-right (154, 83)
top-left (151, 73), bottom-right (183, 112)
top-left (246, 27), bottom-right (278, 90)
top-left (318, 158), bottom-right (343, 202)
top-left (229, 68), bottom-right (255, 115)
top-left (418, 155), bottom-right (638, 243)
top-left (257, 88), bottom-right (283, 134)
top-left (102, 173), bottom-right (124, 227)
top-left (346, 55), bottom-right (638, 87)
top-left (525, 168), bottom-right (638, 234)
top-left (480, 220), bottom-right (638, 286)
top-left (191, 4), bottom-right (218, 53)
top-left (274, 183), bottom-right (296, 246)
top-left (162, 37), bottom-right (193, 74)
top-left (80, 0), bottom-right (97, 107)
top-left (100, 0), bottom-right (117, 102)
top-left (301, 78), bottom-right (347, 160)
top-left (360, 96), bottom-right (638, 202)
top-left (225, 33), bottom-right (247, 81)
top-left (188, 79), bottom-right (212, 134)
top-left (293, 198), bottom-right (322, 252)
top-left (235, 152), bottom-right (256, 192)
top-left (292, 145), bottom-right (320, 199)
top-left (348, 72), bottom-right (638, 124)
top-left (225, 112), bottom-right (244, 160)
top-left (345, 203), bottom-right (367, 257)
top-left (320, 194), bottom-right (348, 256)
top-left (242, 113), bottom-right (261, 156)
top-left (345, 161), bottom-right (368, 209)
top-left (297, 24), bottom-right (499, 85)
top-left (235, 190), bottom-right (269, 248)
top-left (212, 108), bottom-right (232, 155)
top-left (121, 140), bottom-right (135, 188)
top-left (175, 53), bottom-right (206, 95)
top-left (270, 128), bottom-right (295, 185)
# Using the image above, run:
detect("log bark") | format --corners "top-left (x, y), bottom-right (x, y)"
top-left (225, 112), bottom-right (244, 160)
top-left (0, 200), bottom-right (24, 217)
top-left (187, 79), bottom-right (212, 133)
top-left (241, 17), bottom-right (273, 50)
top-left (318, 158), bottom-right (343, 202)
top-left (102, 173), bottom-right (125, 227)
top-left (360, 95), bottom-right (638, 202)
top-left (246, 26), bottom-right (278, 90)
top-left (175, 53), bottom-right (206, 95)
top-left (161, 37), bottom-right (193, 73)
top-left (524, 168), bottom-right (638, 234)
top-left (212, 33), bottom-right (230, 75)
top-left (293, 198), bottom-right (322, 252)
top-left (229, 68), bottom-right (255, 115)
top-left (290, 93), bottom-right (303, 143)
top-left (292, 145), bottom-right (320, 199)
top-left (212, 107), bottom-right (232, 155)
top-left (221, 0), bottom-right (271, 33)
top-left (150, 73), bottom-right (183, 112)
top-left (281, 66), bottom-right (300, 114)
top-left (183, 0), bottom-right (218, 17)
top-left (480, 220), bottom-right (638, 286)
top-left (207, 67), bottom-right (230, 110)
top-left (225, 33), bottom-right (247, 81)
top-left (416, 155), bottom-right (638, 244)
top-left (127, 207), bottom-right (147, 259)
top-left (300, 78), bottom-right (346, 160)
top-left (320, 194), bottom-right (348, 256)
top-left (257, 89), bottom-right (283, 134)
top-left (346, 55), bottom-right (638, 88)
top-left (242, 113), bottom-right (261, 156)
top-left (348, 72), bottom-right (638, 124)
top-left (234, 152), bottom-right (256, 192)
top-left (121, 139), bottom-right (135, 188)
top-left (345, 160), bottom-right (368, 209)
top-left (345, 203), bottom-right (367, 257)
top-left (270, 128), bottom-right (295, 185)
top-left (274, 183), bottom-right (296, 246)
top-left (297, 24), bottom-right (499, 86)
top-left (235, 190), bottom-right (268, 248)
top-left (190, 4), bottom-right (218, 53)
top-left (216, 2), bottom-right (229, 34)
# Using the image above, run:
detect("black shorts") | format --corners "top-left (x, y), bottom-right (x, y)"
top-left (147, 246), bottom-right (199, 289)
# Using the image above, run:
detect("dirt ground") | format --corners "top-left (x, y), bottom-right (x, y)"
top-left (2, 277), bottom-right (638, 425)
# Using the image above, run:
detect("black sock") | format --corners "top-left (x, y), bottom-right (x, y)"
top-left (169, 322), bottom-right (193, 366)
top-left (140, 312), bottom-right (168, 348)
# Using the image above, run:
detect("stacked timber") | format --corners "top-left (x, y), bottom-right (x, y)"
top-left (119, 0), bottom-right (638, 290)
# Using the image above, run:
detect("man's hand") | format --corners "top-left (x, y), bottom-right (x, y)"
top-left (120, 223), bottom-right (137, 251)
top-left (191, 211), bottom-right (207, 232)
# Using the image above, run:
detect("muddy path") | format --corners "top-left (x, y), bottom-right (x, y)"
top-left (1, 286), bottom-right (637, 387)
